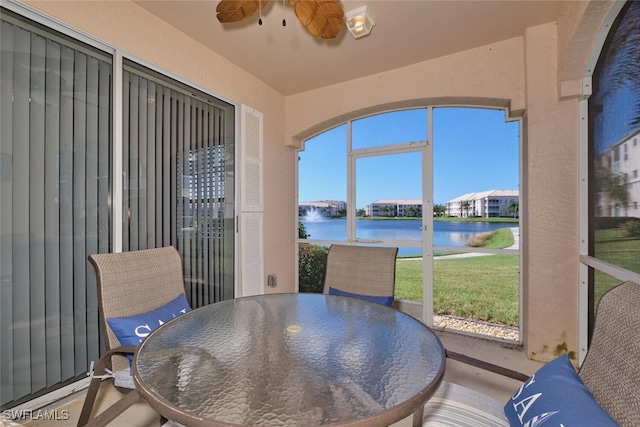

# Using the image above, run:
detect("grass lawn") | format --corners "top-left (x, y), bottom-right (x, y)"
top-left (395, 226), bottom-right (519, 325)
top-left (393, 226), bottom-right (640, 327)
top-left (395, 255), bottom-right (519, 326)
top-left (593, 227), bottom-right (640, 303)
top-left (299, 222), bottom-right (639, 328)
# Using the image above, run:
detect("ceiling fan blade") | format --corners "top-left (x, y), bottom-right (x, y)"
top-left (289, 0), bottom-right (344, 39)
top-left (216, 0), bottom-right (270, 23)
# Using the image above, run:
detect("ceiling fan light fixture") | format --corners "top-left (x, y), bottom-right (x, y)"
top-left (345, 6), bottom-right (375, 39)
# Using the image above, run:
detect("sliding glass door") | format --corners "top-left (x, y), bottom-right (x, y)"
top-left (122, 62), bottom-right (235, 308)
top-left (0, 8), bottom-right (236, 410)
top-left (1, 10), bottom-right (112, 407)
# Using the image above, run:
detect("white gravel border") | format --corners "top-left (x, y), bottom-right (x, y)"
top-left (434, 314), bottom-right (520, 341)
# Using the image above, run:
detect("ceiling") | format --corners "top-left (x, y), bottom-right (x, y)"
top-left (133, 0), bottom-right (566, 96)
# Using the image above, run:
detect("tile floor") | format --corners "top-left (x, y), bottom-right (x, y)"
top-left (18, 330), bottom-right (543, 427)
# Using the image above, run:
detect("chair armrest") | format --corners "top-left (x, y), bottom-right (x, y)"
top-left (446, 349), bottom-right (530, 382)
top-left (89, 345), bottom-right (138, 378)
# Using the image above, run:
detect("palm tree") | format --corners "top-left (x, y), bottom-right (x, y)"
top-left (589, 4), bottom-right (637, 217)
top-left (405, 206), bottom-right (419, 217)
top-left (507, 201), bottom-right (519, 218)
top-left (460, 201), bottom-right (470, 218)
top-left (598, 1), bottom-right (640, 127)
top-left (595, 165), bottom-right (629, 208)
top-left (379, 205), bottom-right (395, 217)
top-left (433, 204), bottom-right (446, 217)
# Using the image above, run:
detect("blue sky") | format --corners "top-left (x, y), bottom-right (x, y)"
top-left (298, 107), bottom-right (520, 208)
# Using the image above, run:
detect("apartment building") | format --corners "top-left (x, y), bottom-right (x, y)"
top-left (596, 129), bottom-right (640, 217)
top-left (365, 199), bottom-right (423, 217)
top-left (445, 190), bottom-right (519, 218)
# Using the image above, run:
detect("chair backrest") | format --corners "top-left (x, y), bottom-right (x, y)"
top-left (88, 246), bottom-right (186, 371)
top-left (578, 280), bottom-right (640, 426)
top-left (322, 244), bottom-right (398, 298)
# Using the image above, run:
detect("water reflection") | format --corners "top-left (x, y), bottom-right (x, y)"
top-left (300, 219), bottom-right (516, 255)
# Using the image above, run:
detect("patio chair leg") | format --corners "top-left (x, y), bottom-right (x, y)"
top-left (77, 375), bottom-right (103, 427)
top-left (412, 406), bottom-right (424, 427)
top-left (77, 354), bottom-right (116, 427)
top-left (77, 349), bottom-right (129, 427)
top-left (83, 389), bottom-right (142, 427)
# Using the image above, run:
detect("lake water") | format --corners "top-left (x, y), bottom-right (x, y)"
top-left (300, 218), bottom-right (516, 256)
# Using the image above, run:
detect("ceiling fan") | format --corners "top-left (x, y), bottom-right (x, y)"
top-left (216, 0), bottom-right (345, 39)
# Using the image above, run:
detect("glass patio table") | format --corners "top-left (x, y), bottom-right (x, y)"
top-left (133, 293), bottom-right (445, 427)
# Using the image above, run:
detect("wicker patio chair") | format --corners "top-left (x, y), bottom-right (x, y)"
top-left (415, 280), bottom-right (640, 426)
top-left (77, 246), bottom-right (189, 427)
top-left (323, 244), bottom-right (398, 307)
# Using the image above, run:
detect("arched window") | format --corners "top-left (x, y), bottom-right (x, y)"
top-left (298, 106), bottom-right (521, 342)
top-left (587, 0), bottom-right (640, 329)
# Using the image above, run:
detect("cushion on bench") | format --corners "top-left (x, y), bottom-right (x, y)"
top-left (422, 381), bottom-right (509, 427)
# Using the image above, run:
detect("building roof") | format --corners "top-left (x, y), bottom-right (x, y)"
top-left (299, 200), bottom-right (344, 208)
top-left (370, 199), bottom-right (423, 205)
top-left (447, 190), bottom-right (519, 203)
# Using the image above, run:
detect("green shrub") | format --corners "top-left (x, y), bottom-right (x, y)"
top-left (467, 231), bottom-right (496, 247)
top-left (298, 243), bottom-right (329, 293)
top-left (298, 221), bottom-right (309, 239)
top-left (595, 216), bottom-right (636, 230)
top-left (620, 219), bottom-right (640, 237)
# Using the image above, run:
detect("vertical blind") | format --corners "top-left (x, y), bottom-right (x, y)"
top-left (122, 63), bottom-right (235, 309)
top-left (0, 10), bottom-right (235, 409)
top-left (0, 13), bottom-right (112, 408)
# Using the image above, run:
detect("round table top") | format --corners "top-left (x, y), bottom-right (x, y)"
top-left (133, 293), bottom-right (445, 427)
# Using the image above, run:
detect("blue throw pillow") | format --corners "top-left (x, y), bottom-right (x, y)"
top-left (504, 354), bottom-right (617, 426)
top-left (106, 294), bottom-right (191, 362)
top-left (328, 287), bottom-right (393, 307)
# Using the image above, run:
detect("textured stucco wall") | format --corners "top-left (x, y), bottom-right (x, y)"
top-left (522, 22), bottom-right (580, 361)
top-left (285, 36), bottom-right (526, 148)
